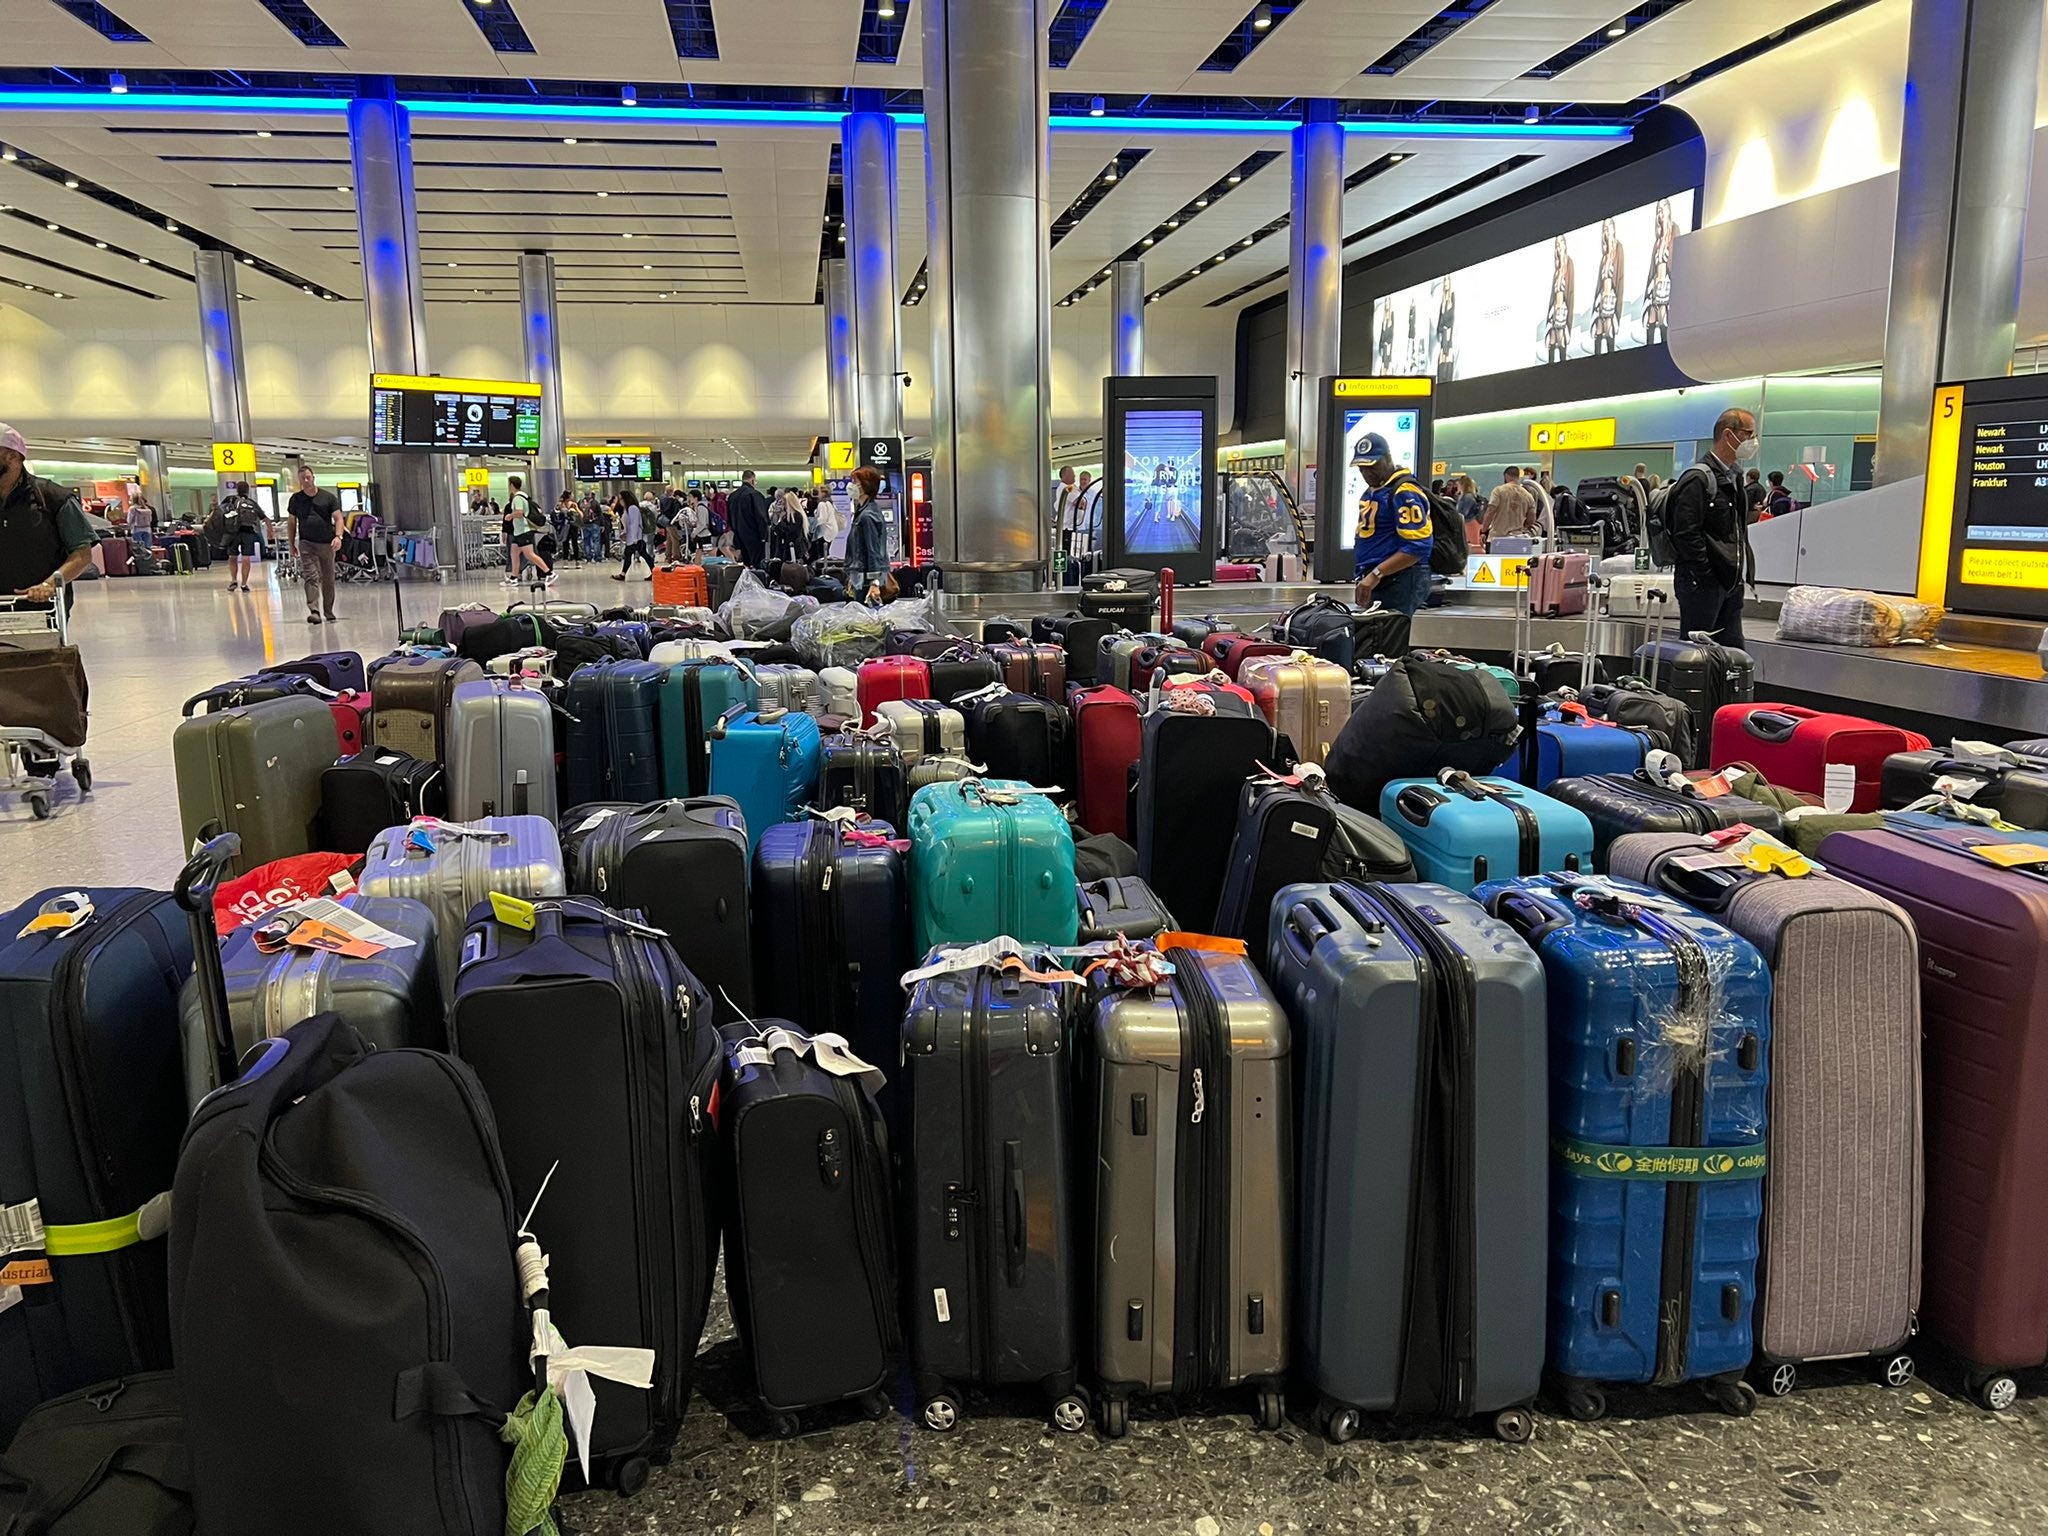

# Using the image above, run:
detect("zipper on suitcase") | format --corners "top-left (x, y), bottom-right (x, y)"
top-left (1167, 949), bottom-right (1232, 1395)
top-left (830, 1075), bottom-right (900, 1351)
top-left (608, 925), bottom-right (684, 1423)
top-left (1635, 911), bottom-right (1711, 1386)
top-left (1606, 777), bottom-right (1713, 836)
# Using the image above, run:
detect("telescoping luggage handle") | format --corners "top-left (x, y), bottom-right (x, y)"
top-left (174, 828), bottom-right (246, 1093)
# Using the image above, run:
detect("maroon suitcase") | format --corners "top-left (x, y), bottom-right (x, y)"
top-left (101, 536), bottom-right (132, 577)
top-left (1204, 634), bottom-right (1288, 682)
top-left (990, 641), bottom-right (1066, 704)
top-left (1069, 684), bottom-right (1141, 841)
top-left (1128, 643), bottom-right (1206, 696)
top-left (1821, 823), bottom-right (2048, 1410)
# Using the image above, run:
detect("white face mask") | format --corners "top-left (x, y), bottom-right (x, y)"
top-left (1734, 436), bottom-right (1760, 466)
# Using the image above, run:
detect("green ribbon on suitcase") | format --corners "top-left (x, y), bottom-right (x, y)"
top-left (1552, 1133), bottom-right (1767, 1182)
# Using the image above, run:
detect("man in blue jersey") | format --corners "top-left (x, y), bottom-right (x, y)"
top-left (1350, 432), bottom-right (1434, 615)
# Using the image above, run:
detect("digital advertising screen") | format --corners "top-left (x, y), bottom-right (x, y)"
top-left (1103, 375), bottom-right (1218, 583)
top-left (1368, 194), bottom-right (1692, 383)
top-left (1314, 377), bottom-right (1434, 583)
top-left (1338, 407), bottom-right (1422, 536)
top-left (370, 373), bottom-right (543, 454)
top-left (570, 448), bottom-right (663, 482)
top-left (1924, 376), bottom-right (2048, 620)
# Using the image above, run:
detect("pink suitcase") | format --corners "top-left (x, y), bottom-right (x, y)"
top-left (328, 690), bottom-right (373, 758)
top-left (1527, 551), bottom-right (1589, 618)
top-left (1214, 561), bottom-right (1261, 583)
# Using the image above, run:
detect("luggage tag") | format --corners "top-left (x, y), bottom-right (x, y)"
top-left (283, 918), bottom-right (385, 959)
top-left (490, 892), bottom-right (538, 931)
top-left (290, 897), bottom-right (414, 951)
top-left (1708, 826), bottom-right (1817, 877)
top-left (15, 891), bottom-right (93, 939)
top-left (1, 1197), bottom-right (52, 1316)
top-left (1931, 773), bottom-right (1988, 801)
top-left (1966, 842), bottom-right (2048, 870)
top-left (573, 807), bottom-right (620, 835)
top-left (1822, 763), bottom-right (1857, 814)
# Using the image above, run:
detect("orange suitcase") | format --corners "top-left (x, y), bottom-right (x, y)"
top-left (653, 564), bottom-right (710, 608)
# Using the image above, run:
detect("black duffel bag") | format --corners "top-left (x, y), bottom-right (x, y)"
top-left (0, 1373), bottom-right (192, 1535)
top-left (1326, 656), bottom-right (1519, 810)
top-left (1275, 594), bottom-right (1412, 672)
top-left (1581, 678), bottom-right (1695, 764)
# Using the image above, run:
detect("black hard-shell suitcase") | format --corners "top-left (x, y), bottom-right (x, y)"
top-left (901, 954), bottom-right (1086, 1433)
top-left (451, 898), bottom-right (721, 1488)
top-left (0, 887), bottom-right (194, 1441)
top-left (1213, 776), bottom-right (1336, 947)
top-left (718, 1020), bottom-right (897, 1431)
top-left (960, 687), bottom-right (1068, 789)
top-left (1880, 749), bottom-right (2048, 829)
top-left (1544, 772), bottom-right (1785, 866)
top-left (1634, 636), bottom-right (1753, 769)
top-left (1036, 613), bottom-right (1113, 684)
top-left (1133, 684), bottom-right (1278, 933)
top-left (561, 797), bottom-right (755, 1024)
top-left (1076, 876), bottom-right (1175, 942)
top-left (319, 747), bottom-right (446, 855)
top-left (818, 733), bottom-right (908, 829)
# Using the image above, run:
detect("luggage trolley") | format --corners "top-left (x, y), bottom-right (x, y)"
top-left (0, 597), bottom-right (92, 819)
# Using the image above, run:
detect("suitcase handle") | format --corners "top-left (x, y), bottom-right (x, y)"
top-left (1280, 897), bottom-right (1338, 959)
top-left (174, 829), bottom-right (245, 1093)
top-left (1740, 709), bottom-right (1805, 743)
top-left (1003, 1141), bottom-right (1027, 1286)
top-left (1483, 886), bottom-right (1575, 945)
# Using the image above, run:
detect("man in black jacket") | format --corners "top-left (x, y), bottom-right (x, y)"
top-left (1666, 407), bottom-right (1756, 649)
top-left (727, 469), bottom-right (771, 567)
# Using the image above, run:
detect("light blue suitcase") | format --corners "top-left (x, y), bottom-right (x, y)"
top-left (907, 779), bottom-right (1078, 953)
top-left (708, 707), bottom-right (822, 856)
top-left (1379, 773), bottom-right (1595, 894)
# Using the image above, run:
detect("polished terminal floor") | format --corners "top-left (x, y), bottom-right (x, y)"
top-left (8, 557), bottom-right (2048, 1534)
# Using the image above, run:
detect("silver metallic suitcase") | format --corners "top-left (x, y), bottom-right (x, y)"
top-left (754, 663), bottom-right (819, 715)
top-left (875, 698), bottom-right (966, 765)
top-left (356, 816), bottom-right (565, 1005)
top-left (1083, 944), bottom-right (1291, 1437)
top-left (816, 666), bottom-right (859, 720)
top-left (445, 676), bottom-right (559, 822)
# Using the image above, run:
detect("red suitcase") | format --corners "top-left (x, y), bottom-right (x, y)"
top-left (855, 655), bottom-right (931, 727)
top-left (1128, 642), bottom-right (1206, 696)
top-left (1069, 684), bottom-right (1142, 841)
top-left (1821, 823), bottom-right (2048, 1409)
top-left (1204, 634), bottom-right (1288, 682)
top-left (101, 535), bottom-right (132, 577)
top-left (1214, 561), bottom-right (1261, 583)
top-left (1711, 704), bottom-right (1930, 812)
top-left (328, 689), bottom-right (372, 758)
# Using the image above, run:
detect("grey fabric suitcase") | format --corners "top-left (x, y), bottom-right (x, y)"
top-left (1081, 944), bottom-right (1290, 1437)
top-left (370, 654), bottom-right (483, 762)
top-left (1264, 879), bottom-right (1546, 1441)
top-left (1608, 833), bottom-right (1923, 1390)
top-left (176, 893), bottom-right (443, 1107)
top-left (445, 676), bottom-right (559, 822)
top-left (754, 663), bottom-right (819, 715)
top-left (876, 698), bottom-right (966, 765)
top-left (356, 816), bottom-right (564, 1005)
top-left (172, 695), bottom-right (337, 876)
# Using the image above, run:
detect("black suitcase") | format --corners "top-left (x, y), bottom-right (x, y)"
top-left (1035, 614), bottom-right (1113, 685)
top-left (751, 819), bottom-right (912, 1097)
top-left (450, 898), bottom-right (720, 1490)
top-left (718, 1020), bottom-right (897, 1432)
top-left (318, 747), bottom-right (446, 854)
top-left (960, 688), bottom-right (1069, 789)
top-left (1133, 683), bottom-right (1277, 933)
top-left (1543, 771), bottom-right (1785, 866)
top-left (1880, 749), bottom-right (2048, 829)
top-left (1213, 777), bottom-right (1338, 947)
top-left (1077, 569), bottom-right (1157, 627)
top-left (928, 652), bottom-right (1002, 704)
top-left (901, 953), bottom-right (1086, 1434)
top-left (982, 617), bottom-right (1030, 643)
top-left (561, 797), bottom-right (755, 1024)
top-left (818, 733), bottom-right (908, 829)
top-left (1634, 635), bottom-right (1753, 768)
top-left (1075, 876), bottom-right (1175, 942)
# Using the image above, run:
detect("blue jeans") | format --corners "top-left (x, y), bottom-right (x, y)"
top-left (581, 526), bottom-right (601, 562)
top-left (1368, 561), bottom-right (1432, 616)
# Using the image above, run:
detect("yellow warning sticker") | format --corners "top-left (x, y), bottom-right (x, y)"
top-left (1471, 562), bottom-right (1496, 585)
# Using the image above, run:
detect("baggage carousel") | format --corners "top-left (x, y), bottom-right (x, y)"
top-left (936, 582), bottom-right (2048, 736)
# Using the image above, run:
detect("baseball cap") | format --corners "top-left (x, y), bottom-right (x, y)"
top-left (0, 425), bottom-right (26, 459)
top-left (1350, 432), bottom-right (1393, 466)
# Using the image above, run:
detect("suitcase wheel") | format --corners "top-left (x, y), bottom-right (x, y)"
top-left (1051, 1393), bottom-right (1090, 1434)
top-left (768, 1410), bottom-right (803, 1439)
top-left (1703, 1377), bottom-right (1758, 1417)
top-left (1254, 1388), bottom-right (1285, 1433)
top-left (1319, 1402), bottom-right (1361, 1445)
top-left (1758, 1361), bottom-right (1799, 1399)
top-left (921, 1394), bottom-right (961, 1433)
top-left (859, 1389), bottom-right (892, 1422)
top-left (1878, 1353), bottom-right (1916, 1390)
top-left (1096, 1396), bottom-right (1130, 1439)
top-left (612, 1455), bottom-right (651, 1497)
top-left (1967, 1370), bottom-right (2019, 1413)
top-left (1553, 1378), bottom-right (1607, 1423)
top-left (1491, 1407), bottom-right (1536, 1444)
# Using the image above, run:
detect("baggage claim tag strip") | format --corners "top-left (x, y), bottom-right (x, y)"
top-left (0, 1199), bottom-right (50, 1316)
top-left (1552, 1135), bottom-right (1768, 1182)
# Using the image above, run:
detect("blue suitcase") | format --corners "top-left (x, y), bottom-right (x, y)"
top-left (1380, 773), bottom-right (1595, 893)
top-left (603, 660), bottom-right (666, 804)
top-left (708, 707), bottom-right (822, 856)
top-left (1477, 873), bottom-right (1773, 1418)
top-left (656, 659), bottom-right (758, 799)
top-left (1507, 714), bottom-right (1650, 790)
top-left (563, 662), bottom-right (612, 808)
top-left (598, 619), bottom-right (654, 658)
top-left (908, 779), bottom-right (1078, 953)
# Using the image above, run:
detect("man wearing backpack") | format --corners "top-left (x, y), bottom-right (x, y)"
top-left (1349, 433), bottom-right (1437, 616)
top-left (1655, 407), bottom-right (1756, 648)
top-left (0, 425), bottom-right (95, 612)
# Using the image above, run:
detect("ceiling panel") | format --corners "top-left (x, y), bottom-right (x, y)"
top-left (1060, 0), bottom-right (1251, 91)
top-left (1354, 0), bottom-right (1624, 100)
top-left (1217, 0), bottom-right (1446, 96)
top-left (1513, 0), bottom-right (1850, 103)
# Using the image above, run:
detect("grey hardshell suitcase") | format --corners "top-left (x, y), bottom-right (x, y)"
top-left (908, 754), bottom-right (981, 794)
top-left (876, 697), bottom-right (967, 765)
top-left (1266, 880), bottom-right (1547, 1442)
top-left (176, 893), bottom-right (443, 1107)
top-left (446, 676), bottom-right (559, 823)
top-left (754, 663), bottom-right (819, 715)
top-left (1082, 944), bottom-right (1291, 1437)
top-left (355, 816), bottom-right (565, 1005)
top-left (1607, 833), bottom-right (1923, 1390)
top-left (172, 694), bottom-right (337, 876)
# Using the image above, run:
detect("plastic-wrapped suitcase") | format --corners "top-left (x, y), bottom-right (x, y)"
top-left (818, 733), bottom-right (908, 828)
top-left (875, 698), bottom-right (967, 766)
top-left (562, 797), bottom-right (755, 1024)
top-left (753, 820), bottom-right (911, 1086)
top-left (319, 747), bottom-right (446, 854)
top-left (451, 898), bottom-right (719, 1487)
top-left (990, 641), bottom-right (1066, 703)
top-left (901, 951), bottom-right (1086, 1433)
top-left (1212, 774), bottom-right (1336, 947)
top-left (718, 1019), bottom-right (897, 1433)
top-left (1480, 874), bottom-right (1772, 1419)
top-left (271, 650), bottom-right (367, 694)
top-left (1134, 682), bottom-right (1278, 929)
top-left (1817, 824), bottom-right (2048, 1410)
top-left (655, 657), bottom-right (758, 800)
top-left (1069, 685), bottom-right (1141, 840)
top-left (708, 707), bottom-right (823, 857)
top-left (1075, 876), bottom-right (1174, 942)
top-left (369, 654), bottom-right (484, 762)
top-left (1506, 714), bottom-right (1650, 791)
top-left (1238, 652), bottom-right (1352, 765)
top-left (648, 636), bottom-right (733, 666)
top-left (1081, 942), bottom-right (1291, 1437)
top-left (1709, 705), bottom-right (1929, 812)
top-left (173, 695), bottom-right (338, 877)
top-left (1206, 635), bottom-right (1288, 682)
top-left (445, 676), bottom-right (558, 823)
top-left (957, 686), bottom-right (1067, 788)
top-left (1633, 634), bottom-right (1752, 770)
top-left (908, 779), bottom-right (1078, 952)
top-left (355, 815), bottom-right (565, 1007)
top-left (753, 662), bottom-right (818, 716)
top-left (857, 656), bottom-right (931, 726)
top-left (1607, 833), bottom-right (1922, 1394)
top-left (817, 666), bottom-right (860, 720)
top-left (1379, 773), bottom-right (1593, 894)
top-left (1545, 772), bottom-right (1785, 866)
top-left (1267, 880), bottom-right (1546, 1442)
top-left (0, 886), bottom-right (193, 1441)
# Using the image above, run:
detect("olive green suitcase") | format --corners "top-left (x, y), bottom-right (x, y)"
top-left (173, 695), bottom-right (338, 876)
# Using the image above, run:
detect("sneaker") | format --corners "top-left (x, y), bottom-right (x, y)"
top-left (610, 574), bottom-right (626, 582)
top-left (324, 612), bottom-right (338, 622)
top-left (544, 573), bottom-right (558, 588)
top-left (306, 613), bottom-right (322, 624)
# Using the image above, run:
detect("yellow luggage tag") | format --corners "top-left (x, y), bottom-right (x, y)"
top-left (1968, 842), bottom-right (2048, 869)
top-left (1721, 828), bottom-right (1816, 878)
top-left (490, 892), bottom-right (538, 931)
top-left (16, 893), bottom-right (94, 939)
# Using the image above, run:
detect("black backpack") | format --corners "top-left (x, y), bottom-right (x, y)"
top-left (1390, 474), bottom-right (1470, 577)
top-left (1326, 656), bottom-right (1520, 810)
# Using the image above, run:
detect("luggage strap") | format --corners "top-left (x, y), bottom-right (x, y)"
top-left (1551, 1134), bottom-right (1767, 1182)
top-left (34, 1191), bottom-right (173, 1257)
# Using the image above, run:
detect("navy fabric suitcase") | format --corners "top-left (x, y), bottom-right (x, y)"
top-left (1506, 715), bottom-right (1649, 790)
top-left (271, 649), bottom-right (367, 694)
top-left (1479, 874), bottom-right (1773, 1418)
top-left (1212, 776), bottom-right (1336, 947)
top-left (1134, 682), bottom-right (1278, 931)
top-left (0, 888), bottom-right (194, 1440)
top-left (1380, 773), bottom-right (1594, 894)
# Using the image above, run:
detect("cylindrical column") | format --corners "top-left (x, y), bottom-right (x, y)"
top-left (349, 90), bottom-right (454, 556)
top-left (136, 440), bottom-right (169, 516)
top-left (193, 250), bottom-right (252, 498)
top-left (843, 100), bottom-right (904, 443)
top-left (922, 0), bottom-right (1053, 593)
top-left (1111, 260), bottom-right (1145, 378)
top-left (518, 251), bottom-right (568, 513)
top-left (1284, 100), bottom-right (1344, 508)
top-left (824, 257), bottom-right (858, 444)
top-left (1876, 0), bottom-right (2044, 483)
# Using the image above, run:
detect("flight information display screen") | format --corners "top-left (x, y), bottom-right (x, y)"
top-left (571, 449), bottom-right (663, 482)
top-left (370, 373), bottom-right (543, 453)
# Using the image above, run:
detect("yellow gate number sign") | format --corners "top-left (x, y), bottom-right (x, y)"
top-left (464, 467), bottom-right (492, 490)
top-left (826, 441), bottom-right (857, 473)
top-left (212, 442), bottom-right (257, 474)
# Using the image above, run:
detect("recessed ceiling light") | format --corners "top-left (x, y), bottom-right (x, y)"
top-left (1195, 197), bottom-right (1209, 208)
top-left (1166, 219), bottom-right (1179, 229)
top-left (257, 130), bottom-right (272, 138)
top-left (94, 241), bottom-right (106, 249)
top-left (1089, 96), bottom-right (1105, 117)
top-left (1105, 170), bottom-right (1118, 182)
top-left (621, 85), bottom-right (638, 107)
top-left (44, 222), bottom-right (57, 232)
top-left (1252, 4), bottom-right (1274, 30)
top-left (1142, 236), bottom-right (1154, 246)
top-left (1228, 173), bottom-right (1241, 184)
top-left (877, 0), bottom-right (897, 14)
top-left (1242, 236), bottom-right (1254, 246)
top-left (1606, 21), bottom-right (1627, 38)
top-left (595, 190), bottom-right (609, 198)
top-left (563, 137), bottom-right (578, 146)
top-left (138, 256), bottom-right (150, 265)
top-left (447, 261), bottom-right (458, 268)
top-left (622, 230), bottom-right (634, 238)
top-left (643, 264), bottom-right (653, 270)
top-left (51, 291), bottom-right (64, 300)
top-left (241, 256), bottom-right (255, 266)
top-left (166, 220), bottom-right (178, 232)
top-left (63, 178), bottom-right (79, 189)
top-left (336, 185), bottom-right (348, 193)
top-left (1, 149), bottom-right (15, 162)
top-left (1524, 104), bottom-right (1541, 124)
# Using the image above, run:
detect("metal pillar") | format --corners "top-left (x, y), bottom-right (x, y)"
top-left (843, 99), bottom-right (904, 443)
top-left (824, 257), bottom-right (857, 444)
top-left (193, 251), bottom-right (252, 498)
top-left (921, 0), bottom-right (1053, 593)
top-left (1284, 100), bottom-right (1344, 509)
top-left (1111, 260), bottom-right (1145, 378)
top-left (135, 440), bottom-right (169, 514)
top-left (1876, 0), bottom-right (2044, 483)
top-left (518, 251), bottom-right (568, 512)
top-left (349, 90), bottom-right (455, 558)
